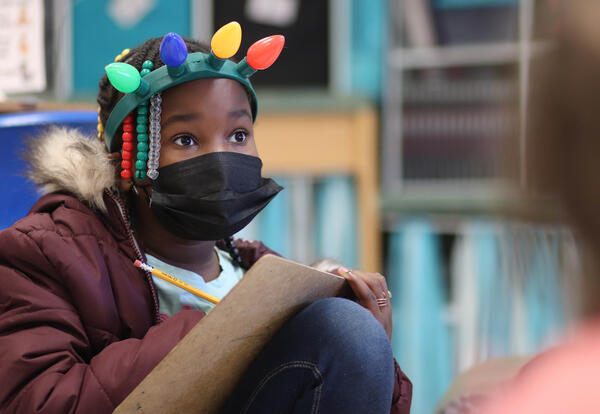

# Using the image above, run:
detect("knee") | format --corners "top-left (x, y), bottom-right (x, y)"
top-left (297, 298), bottom-right (393, 364)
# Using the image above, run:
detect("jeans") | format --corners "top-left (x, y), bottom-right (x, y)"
top-left (220, 297), bottom-right (395, 414)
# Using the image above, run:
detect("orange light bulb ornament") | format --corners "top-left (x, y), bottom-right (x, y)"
top-left (237, 35), bottom-right (285, 77)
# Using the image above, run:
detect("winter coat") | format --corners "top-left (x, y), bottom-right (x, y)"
top-left (0, 128), bottom-right (411, 413)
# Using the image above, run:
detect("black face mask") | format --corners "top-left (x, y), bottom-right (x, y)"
top-left (149, 152), bottom-right (282, 241)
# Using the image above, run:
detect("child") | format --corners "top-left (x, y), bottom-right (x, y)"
top-left (0, 24), bottom-right (411, 413)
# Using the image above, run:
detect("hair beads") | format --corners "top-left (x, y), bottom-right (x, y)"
top-left (147, 93), bottom-right (162, 180)
top-left (134, 60), bottom-right (154, 180)
top-left (135, 105), bottom-right (149, 180)
top-left (120, 113), bottom-right (134, 179)
top-left (96, 108), bottom-right (104, 141)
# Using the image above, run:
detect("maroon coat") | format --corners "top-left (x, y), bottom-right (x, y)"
top-left (0, 190), bottom-right (411, 413)
top-left (2, 123), bottom-right (411, 413)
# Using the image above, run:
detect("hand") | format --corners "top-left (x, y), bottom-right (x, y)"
top-left (337, 267), bottom-right (393, 341)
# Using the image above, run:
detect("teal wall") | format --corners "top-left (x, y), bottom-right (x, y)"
top-left (72, 0), bottom-right (191, 95)
top-left (350, 0), bottom-right (386, 99)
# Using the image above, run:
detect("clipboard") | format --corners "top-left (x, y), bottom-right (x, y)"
top-left (113, 254), bottom-right (350, 414)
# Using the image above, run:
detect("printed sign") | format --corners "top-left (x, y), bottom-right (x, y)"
top-left (0, 0), bottom-right (46, 94)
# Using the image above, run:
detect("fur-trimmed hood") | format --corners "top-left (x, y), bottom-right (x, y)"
top-left (23, 127), bottom-right (117, 212)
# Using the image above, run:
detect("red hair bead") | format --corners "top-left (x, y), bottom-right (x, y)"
top-left (120, 112), bottom-right (135, 179)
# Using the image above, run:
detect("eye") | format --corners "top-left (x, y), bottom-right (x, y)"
top-left (173, 135), bottom-right (197, 147)
top-left (228, 130), bottom-right (248, 144)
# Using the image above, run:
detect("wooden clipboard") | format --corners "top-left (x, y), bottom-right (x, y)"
top-left (113, 254), bottom-right (350, 414)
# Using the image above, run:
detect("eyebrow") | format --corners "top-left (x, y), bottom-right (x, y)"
top-left (228, 109), bottom-right (252, 120)
top-left (162, 113), bottom-right (202, 128)
top-left (162, 109), bottom-right (251, 128)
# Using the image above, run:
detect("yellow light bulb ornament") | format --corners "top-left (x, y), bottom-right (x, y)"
top-left (208, 21), bottom-right (242, 69)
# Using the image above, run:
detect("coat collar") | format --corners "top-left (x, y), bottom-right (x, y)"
top-left (23, 127), bottom-right (116, 212)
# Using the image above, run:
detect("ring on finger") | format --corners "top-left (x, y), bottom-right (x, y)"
top-left (376, 297), bottom-right (389, 308)
top-left (374, 273), bottom-right (392, 299)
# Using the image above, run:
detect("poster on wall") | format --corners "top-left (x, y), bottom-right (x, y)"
top-left (0, 0), bottom-right (46, 94)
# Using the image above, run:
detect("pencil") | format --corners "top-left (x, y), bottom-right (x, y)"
top-left (133, 260), bottom-right (221, 304)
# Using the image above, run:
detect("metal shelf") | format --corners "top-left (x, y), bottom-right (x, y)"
top-left (380, 180), bottom-right (563, 220)
top-left (392, 42), bottom-right (521, 69)
top-left (381, 0), bottom-right (541, 209)
top-left (390, 41), bottom-right (549, 70)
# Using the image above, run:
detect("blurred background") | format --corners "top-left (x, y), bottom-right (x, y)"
top-left (0, 1), bottom-right (578, 413)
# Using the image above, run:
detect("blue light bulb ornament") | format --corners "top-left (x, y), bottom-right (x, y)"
top-left (160, 32), bottom-right (188, 77)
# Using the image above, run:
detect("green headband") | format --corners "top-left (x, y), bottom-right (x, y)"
top-left (104, 54), bottom-right (258, 153)
top-left (103, 23), bottom-right (285, 153)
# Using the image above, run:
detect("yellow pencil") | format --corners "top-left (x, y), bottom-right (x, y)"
top-left (133, 260), bottom-right (220, 304)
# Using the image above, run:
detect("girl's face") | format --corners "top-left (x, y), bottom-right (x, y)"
top-left (158, 78), bottom-right (258, 167)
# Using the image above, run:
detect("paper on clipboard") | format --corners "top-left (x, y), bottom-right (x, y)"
top-left (113, 254), bottom-right (350, 414)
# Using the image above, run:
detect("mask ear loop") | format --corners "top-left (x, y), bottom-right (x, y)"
top-left (142, 185), bottom-right (152, 206)
top-left (131, 182), bottom-right (152, 206)
top-left (131, 181), bottom-right (139, 196)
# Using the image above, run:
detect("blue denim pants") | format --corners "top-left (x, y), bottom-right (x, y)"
top-left (221, 297), bottom-right (395, 414)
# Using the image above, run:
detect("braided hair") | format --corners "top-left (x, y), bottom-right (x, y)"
top-left (97, 37), bottom-right (245, 268)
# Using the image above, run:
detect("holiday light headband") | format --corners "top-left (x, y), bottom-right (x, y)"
top-left (102, 22), bottom-right (285, 156)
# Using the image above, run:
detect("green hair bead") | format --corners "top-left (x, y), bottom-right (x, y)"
top-left (133, 60), bottom-right (154, 180)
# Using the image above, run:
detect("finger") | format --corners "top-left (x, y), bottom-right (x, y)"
top-left (351, 269), bottom-right (386, 301)
top-left (375, 272), bottom-right (390, 299)
top-left (339, 268), bottom-right (380, 313)
top-left (353, 270), bottom-right (392, 315)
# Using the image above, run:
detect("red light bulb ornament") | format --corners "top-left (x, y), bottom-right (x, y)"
top-left (237, 35), bottom-right (285, 78)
